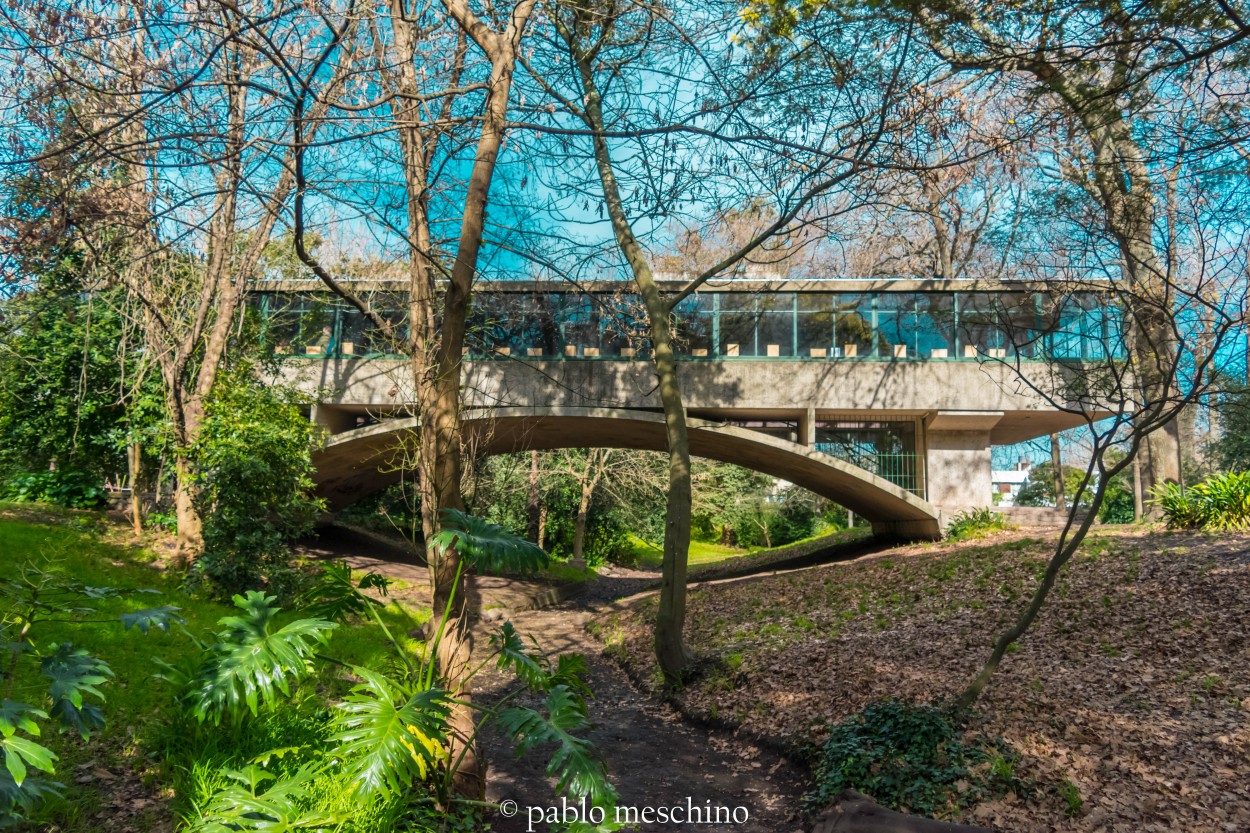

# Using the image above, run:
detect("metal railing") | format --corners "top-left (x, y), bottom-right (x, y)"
top-left (813, 445), bottom-right (924, 498)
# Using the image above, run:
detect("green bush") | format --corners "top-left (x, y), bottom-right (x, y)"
top-left (168, 511), bottom-right (617, 830)
top-left (1155, 471), bottom-right (1250, 531)
top-left (189, 370), bottom-right (324, 597)
top-left (1097, 474), bottom-right (1136, 524)
top-left (0, 469), bottom-right (108, 509)
top-left (807, 700), bottom-right (1025, 819)
top-left (944, 508), bottom-right (1012, 542)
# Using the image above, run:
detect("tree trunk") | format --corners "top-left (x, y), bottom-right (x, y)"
top-left (1050, 433), bottom-right (1065, 511)
top-left (528, 449), bottom-right (541, 543)
top-left (1132, 454), bottom-right (1144, 521)
top-left (573, 483), bottom-right (591, 562)
top-left (652, 342), bottom-right (696, 679)
top-left (956, 457), bottom-right (1118, 710)
top-left (128, 442), bottom-right (143, 535)
top-left (563, 28), bottom-right (694, 678)
top-left (173, 455), bottom-right (201, 560)
top-left (572, 449), bottom-right (609, 563)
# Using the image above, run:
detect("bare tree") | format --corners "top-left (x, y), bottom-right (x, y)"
top-left (0, 0), bottom-right (352, 558)
top-left (532, 0), bottom-right (914, 678)
top-left (285, 0), bottom-right (539, 796)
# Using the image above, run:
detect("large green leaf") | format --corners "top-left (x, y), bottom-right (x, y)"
top-left (492, 622), bottom-right (549, 691)
top-left (497, 686), bottom-right (616, 808)
top-left (330, 667), bottom-right (449, 799)
top-left (0, 766), bottom-right (62, 824)
top-left (0, 702), bottom-right (44, 740)
top-left (193, 592), bottom-right (336, 724)
top-left (430, 508), bottom-right (549, 575)
top-left (40, 644), bottom-right (111, 740)
top-left (189, 765), bottom-right (340, 832)
top-left (298, 561), bottom-right (390, 623)
top-left (119, 605), bottom-right (185, 633)
top-left (492, 624), bottom-right (594, 699)
top-left (0, 698), bottom-right (56, 795)
top-left (0, 702), bottom-right (51, 790)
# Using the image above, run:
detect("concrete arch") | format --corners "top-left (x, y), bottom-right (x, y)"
top-left (311, 406), bottom-right (942, 539)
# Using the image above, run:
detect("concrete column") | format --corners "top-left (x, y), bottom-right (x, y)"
top-left (924, 411), bottom-right (1003, 518)
top-left (310, 403), bottom-right (358, 436)
top-left (802, 406), bottom-right (816, 447)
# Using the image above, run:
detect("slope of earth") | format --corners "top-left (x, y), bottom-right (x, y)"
top-left (473, 581), bottom-right (810, 833)
top-left (595, 527), bottom-right (1250, 833)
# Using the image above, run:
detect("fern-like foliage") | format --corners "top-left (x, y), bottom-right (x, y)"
top-left (0, 701), bottom-right (56, 790)
top-left (298, 561), bottom-right (391, 623)
top-left (548, 653), bottom-right (594, 701)
top-left (40, 644), bottom-right (111, 740)
top-left (330, 667), bottom-right (449, 799)
top-left (119, 605), bottom-right (185, 634)
top-left (492, 622), bottom-right (549, 691)
top-left (497, 686), bottom-right (616, 808)
top-left (192, 592), bottom-right (336, 724)
top-left (430, 508), bottom-right (549, 575)
top-left (189, 765), bottom-right (341, 832)
top-left (493, 624), bottom-right (594, 701)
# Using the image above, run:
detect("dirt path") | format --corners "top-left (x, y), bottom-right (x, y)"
top-left (473, 578), bottom-right (809, 833)
top-left (301, 526), bottom-right (815, 831)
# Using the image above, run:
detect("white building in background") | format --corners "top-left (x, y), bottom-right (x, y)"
top-left (991, 460), bottom-right (1033, 507)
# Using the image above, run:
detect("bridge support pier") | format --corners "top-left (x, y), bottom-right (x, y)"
top-left (310, 403), bottom-right (359, 435)
top-left (923, 411), bottom-right (1002, 520)
top-left (871, 518), bottom-right (944, 541)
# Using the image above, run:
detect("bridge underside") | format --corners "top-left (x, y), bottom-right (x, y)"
top-left (312, 407), bottom-right (944, 540)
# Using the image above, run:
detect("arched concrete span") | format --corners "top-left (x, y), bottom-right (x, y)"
top-left (312, 406), bottom-right (942, 539)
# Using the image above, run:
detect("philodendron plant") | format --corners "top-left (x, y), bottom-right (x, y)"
top-left (177, 509), bottom-right (620, 832)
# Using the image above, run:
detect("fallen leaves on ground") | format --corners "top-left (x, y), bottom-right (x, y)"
top-left (598, 527), bottom-right (1250, 833)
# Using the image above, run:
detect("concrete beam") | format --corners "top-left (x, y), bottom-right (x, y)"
top-left (268, 357), bottom-right (1100, 444)
top-left (311, 406), bottom-right (943, 539)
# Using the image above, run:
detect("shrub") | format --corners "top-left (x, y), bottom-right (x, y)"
top-left (171, 510), bottom-right (617, 830)
top-left (806, 700), bottom-right (1026, 819)
top-left (188, 369), bottom-right (324, 597)
top-left (0, 469), bottom-right (108, 509)
top-left (1097, 474), bottom-right (1136, 524)
top-left (944, 508), bottom-right (1012, 542)
top-left (1155, 471), bottom-right (1250, 531)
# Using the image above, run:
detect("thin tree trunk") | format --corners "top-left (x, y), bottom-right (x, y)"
top-left (572, 449), bottom-right (610, 563)
top-left (563, 27), bottom-right (693, 677)
top-left (128, 442), bottom-right (143, 535)
top-left (956, 458), bottom-right (1119, 711)
top-left (153, 454), bottom-right (164, 505)
top-left (1132, 454), bottom-right (1144, 521)
top-left (1050, 433), bottom-right (1065, 511)
top-left (528, 449), bottom-right (541, 543)
top-left (573, 484), bottom-right (591, 562)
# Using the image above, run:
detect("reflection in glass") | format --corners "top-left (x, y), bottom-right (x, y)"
top-left (253, 286), bottom-right (1113, 366)
top-left (674, 294), bottom-right (713, 355)
top-left (717, 292), bottom-right (758, 357)
top-left (835, 294), bottom-right (873, 358)
top-left (797, 294), bottom-right (834, 356)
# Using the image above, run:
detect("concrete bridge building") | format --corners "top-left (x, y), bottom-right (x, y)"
top-left (255, 279), bottom-right (1115, 539)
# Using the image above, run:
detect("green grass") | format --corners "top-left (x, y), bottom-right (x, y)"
top-left (0, 509), bottom-right (431, 831)
top-left (535, 560), bottom-right (598, 583)
top-left (0, 516), bottom-right (231, 829)
top-left (621, 534), bottom-right (752, 569)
